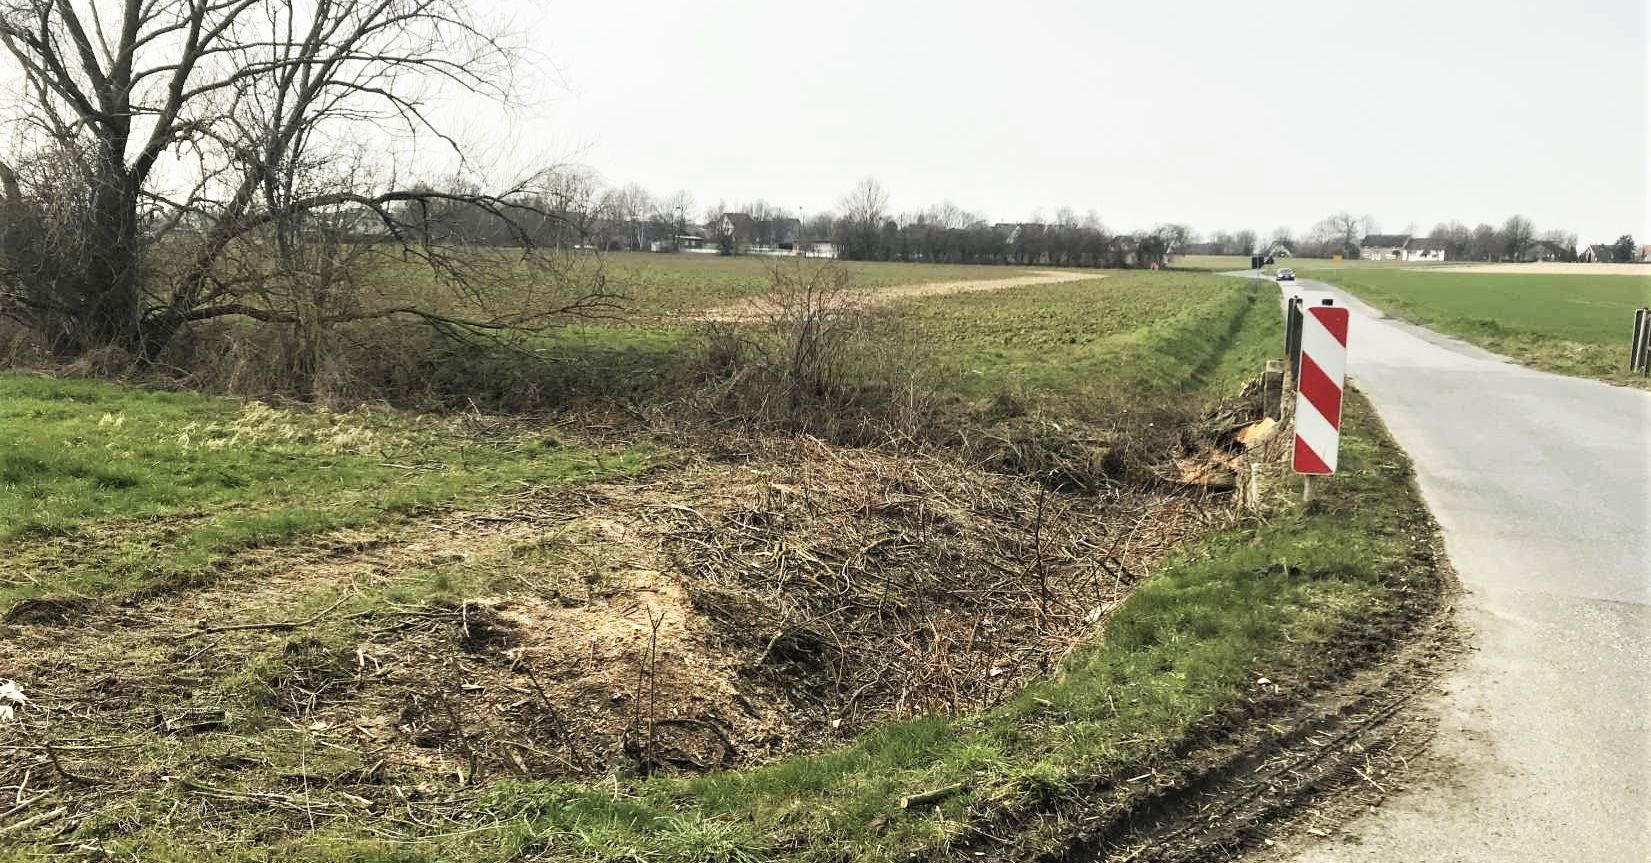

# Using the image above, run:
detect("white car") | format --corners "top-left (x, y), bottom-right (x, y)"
top-left (1275, 268), bottom-right (1296, 282)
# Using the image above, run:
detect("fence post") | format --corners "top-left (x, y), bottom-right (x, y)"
top-left (1285, 297), bottom-right (1304, 381)
top-left (1262, 359), bottom-right (1284, 419)
top-left (1631, 308), bottom-right (1650, 374)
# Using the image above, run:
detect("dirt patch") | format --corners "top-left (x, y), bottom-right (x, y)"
top-left (699, 269), bottom-right (1099, 322)
top-left (3, 596), bottom-right (95, 625)
top-left (0, 434), bottom-right (1224, 819)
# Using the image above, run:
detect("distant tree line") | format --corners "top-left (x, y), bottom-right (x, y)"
top-left (358, 172), bottom-right (1613, 269)
top-left (405, 173), bottom-right (1197, 268)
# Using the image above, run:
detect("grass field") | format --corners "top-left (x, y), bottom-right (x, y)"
top-left (1291, 264), bottom-right (1651, 385)
top-left (0, 260), bottom-right (1435, 861)
top-left (891, 270), bottom-right (1274, 402)
top-left (2, 391), bottom-right (1430, 863)
top-left (0, 375), bottom-right (653, 607)
top-left (588, 252), bottom-right (1043, 317)
top-left (1171, 254), bottom-right (1252, 272)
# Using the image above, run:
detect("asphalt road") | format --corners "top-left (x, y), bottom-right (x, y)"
top-left (1255, 275), bottom-right (1651, 861)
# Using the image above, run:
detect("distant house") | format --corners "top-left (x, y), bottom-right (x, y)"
top-left (1264, 240), bottom-right (1294, 258)
top-left (1522, 240), bottom-right (1569, 262)
top-left (718, 212), bottom-right (757, 247)
top-left (1359, 234), bottom-right (1446, 262)
top-left (1359, 234), bottom-right (1411, 260)
top-left (716, 213), bottom-right (803, 251)
top-left (1639, 244), bottom-right (1651, 262)
top-left (1579, 244), bottom-right (1620, 264)
top-left (1404, 237), bottom-right (1447, 261)
top-left (754, 217), bottom-right (802, 250)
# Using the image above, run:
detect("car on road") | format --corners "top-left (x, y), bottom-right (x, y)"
top-left (1275, 268), bottom-right (1295, 282)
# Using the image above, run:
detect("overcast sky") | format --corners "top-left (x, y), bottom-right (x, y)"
top-left (483, 0), bottom-right (1647, 243)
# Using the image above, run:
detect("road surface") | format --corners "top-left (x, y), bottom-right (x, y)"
top-left (1256, 275), bottom-right (1651, 861)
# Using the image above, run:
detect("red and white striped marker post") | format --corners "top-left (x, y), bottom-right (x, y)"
top-left (1292, 304), bottom-right (1350, 483)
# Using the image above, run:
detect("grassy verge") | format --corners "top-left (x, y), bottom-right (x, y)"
top-left (1290, 265), bottom-right (1651, 386)
top-left (94, 391), bottom-right (1430, 863)
top-left (0, 374), bottom-right (655, 605)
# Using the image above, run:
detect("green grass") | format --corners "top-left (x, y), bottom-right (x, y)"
top-left (1, 267), bottom-right (1433, 862)
top-left (596, 252), bottom-right (1043, 316)
top-left (0, 374), bottom-right (653, 605)
top-left (1290, 265), bottom-right (1651, 385)
top-left (1172, 254), bottom-right (1253, 272)
top-left (83, 392), bottom-right (1431, 863)
top-left (890, 270), bottom-right (1276, 402)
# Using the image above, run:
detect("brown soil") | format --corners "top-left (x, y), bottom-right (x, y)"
top-left (698, 269), bottom-right (1099, 322)
top-left (0, 435), bottom-right (1223, 810)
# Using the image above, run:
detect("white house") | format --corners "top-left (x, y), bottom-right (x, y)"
top-left (1359, 234), bottom-right (1410, 260)
top-left (1359, 234), bottom-right (1447, 262)
top-left (1405, 237), bottom-right (1447, 261)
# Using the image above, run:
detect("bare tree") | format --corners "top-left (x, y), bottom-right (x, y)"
top-left (659, 190), bottom-right (696, 250)
top-left (1154, 224), bottom-right (1192, 259)
top-left (1538, 228), bottom-right (1577, 261)
top-left (0, 0), bottom-right (604, 362)
top-left (1430, 221), bottom-right (1473, 260)
top-left (837, 178), bottom-right (888, 260)
top-left (1468, 223), bottom-right (1498, 261)
top-left (1303, 213), bottom-right (1363, 258)
top-left (601, 184), bottom-right (655, 250)
top-left (1501, 215), bottom-right (1535, 262)
top-left (1331, 213), bottom-right (1365, 256)
top-left (927, 201), bottom-right (976, 231)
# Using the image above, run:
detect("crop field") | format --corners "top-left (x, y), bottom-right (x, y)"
top-left (588, 252), bottom-right (1042, 317)
top-left (0, 262), bottom-right (1436, 861)
top-left (1171, 254), bottom-right (1252, 272)
top-left (1292, 265), bottom-right (1651, 385)
top-left (889, 270), bottom-right (1275, 403)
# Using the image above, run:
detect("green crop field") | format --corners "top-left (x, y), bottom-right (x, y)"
top-left (593, 252), bottom-right (1042, 316)
top-left (1292, 265), bottom-right (1651, 385)
top-left (1172, 254), bottom-right (1252, 272)
top-left (889, 270), bottom-right (1275, 402)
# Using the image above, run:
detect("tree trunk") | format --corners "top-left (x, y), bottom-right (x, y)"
top-left (66, 161), bottom-right (143, 354)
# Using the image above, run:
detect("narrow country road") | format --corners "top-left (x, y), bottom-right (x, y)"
top-left (1255, 275), bottom-right (1651, 861)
